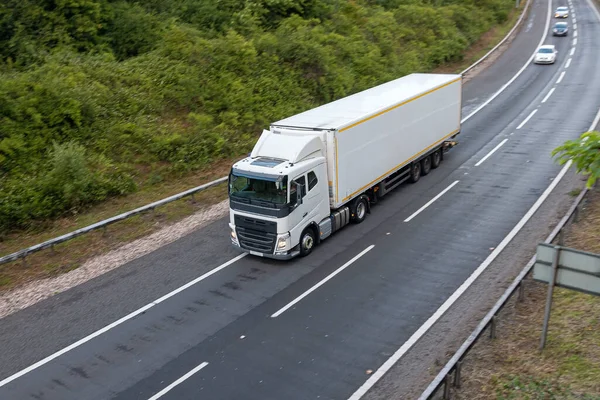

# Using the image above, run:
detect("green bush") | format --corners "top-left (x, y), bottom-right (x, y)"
top-left (0, 0), bottom-right (515, 232)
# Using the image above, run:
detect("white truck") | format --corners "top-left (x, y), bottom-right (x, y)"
top-left (228, 73), bottom-right (462, 259)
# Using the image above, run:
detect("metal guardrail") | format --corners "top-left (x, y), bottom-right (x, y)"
top-left (0, 0), bottom-right (532, 267)
top-left (418, 185), bottom-right (590, 400)
top-left (0, 177), bottom-right (228, 266)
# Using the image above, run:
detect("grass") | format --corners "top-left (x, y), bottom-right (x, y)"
top-left (0, 7), bottom-right (530, 293)
top-left (433, 3), bottom-right (526, 76)
top-left (450, 187), bottom-right (600, 400)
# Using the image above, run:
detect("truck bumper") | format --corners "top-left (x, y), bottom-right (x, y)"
top-left (230, 241), bottom-right (300, 260)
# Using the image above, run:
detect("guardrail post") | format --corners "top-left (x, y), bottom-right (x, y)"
top-left (558, 230), bottom-right (564, 246)
top-left (454, 361), bottom-right (462, 388)
top-left (21, 254), bottom-right (27, 267)
top-left (518, 281), bottom-right (525, 302)
top-left (102, 225), bottom-right (108, 237)
top-left (443, 374), bottom-right (451, 399)
top-left (191, 193), bottom-right (196, 204)
top-left (490, 316), bottom-right (497, 339)
top-left (574, 205), bottom-right (580, 223)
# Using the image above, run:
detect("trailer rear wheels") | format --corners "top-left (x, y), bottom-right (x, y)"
top-left (351, 197), bottom-right (368, 224)
top-left (299, 228), bottom-right (316, 257)
top-left (431, 148), bottom-right (442, 169)
top-left (421, 156), bottom-right (432, 176)
top-left (409, 161), bottom-right (421, 183)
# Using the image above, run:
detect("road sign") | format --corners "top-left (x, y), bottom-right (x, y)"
top-left (533, 243), bottom-right (600, 349)
top-left (534, 243), bottom-right (600, 296)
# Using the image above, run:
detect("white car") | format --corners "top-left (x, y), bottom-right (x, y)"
top-left (534, 45), bottom-right (557, 64)
top-left (555, 6), bottom-right (569, 18)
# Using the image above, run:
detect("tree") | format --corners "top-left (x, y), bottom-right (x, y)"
top-left (552, 131), bottom-right (600, 188)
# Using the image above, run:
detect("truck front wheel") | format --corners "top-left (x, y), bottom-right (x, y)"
top-left (299, 228), bottom-right (316, 257)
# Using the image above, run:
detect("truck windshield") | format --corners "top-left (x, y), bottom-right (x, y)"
top-left (229, 173), bottom-right (287, 205)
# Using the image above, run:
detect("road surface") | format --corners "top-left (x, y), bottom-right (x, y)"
top-left (1, 0), bottom-right (599, 398)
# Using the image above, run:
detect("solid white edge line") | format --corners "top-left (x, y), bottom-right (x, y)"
top-left (148, 362), bottom-right (209, 400)
top-left (0, 253), bottom-right (246, 388)
top-left (557, 71), bottom-right (566, 83)
top-left (516, 109), bottom-right (538, 129)
top-left (403, 181), bottom-right (460, 222)
top-left (349, 160), bottom-right (573, 400)
top-left (460, 0), bottom-right (551, 124)
top-left (565, 58), bottom-right (572, 68)
top-left (570, 47), bottom-right (575, 56)
top-left (475, 139), bottom-right (509, 166)
top-left (542, 87), bottom-right (556, 103)
top-left (271, 245), bottom-right (375, 318)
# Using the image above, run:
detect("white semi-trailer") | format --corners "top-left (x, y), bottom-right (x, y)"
top-left (228, 73), bottom-right (462, 259)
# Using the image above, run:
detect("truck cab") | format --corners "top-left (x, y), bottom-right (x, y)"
top-left (229, 130), bottom-right (330, 259)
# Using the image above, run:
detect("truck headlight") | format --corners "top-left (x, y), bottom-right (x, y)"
top-left (230, 228), bottom-right (238, 244)
top-left (276, 233), bottom-right (291, 251)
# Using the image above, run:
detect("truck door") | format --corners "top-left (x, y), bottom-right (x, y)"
top-left (288, 170), bottom-right (323, 244)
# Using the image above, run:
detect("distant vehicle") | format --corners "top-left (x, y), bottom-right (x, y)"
top-left (553, 22), bottom-right (569, 36)
top-left (228, 74), bottom-right (462, 259)
top-left (555, 6), bottom-right (569, 18)
top-left (534, 45), bottom-right (557, 64)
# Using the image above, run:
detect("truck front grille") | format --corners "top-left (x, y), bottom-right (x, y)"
top-left (234, 215), bottom-right (278, 253)
top-left (237, 228), bottom-right (277, 253)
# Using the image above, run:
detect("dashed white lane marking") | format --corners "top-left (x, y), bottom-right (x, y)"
top-left (517, 109), bottom-right (538, 129)
top-left (557, 71), bottom-right (566, 83)
top-left (403, 181), bottom-right (460, 222)
top-left (475, 139), bottom-right (509, 167)
top-left (570, 47), bottom-right (575, 56)
top-left (565, 58), bottom-right (572, 68)
top-left (574, 38), bottom-right (578, 45)
top-left (271, 245), bottom-right (375, 318)
top-left (349, 158), bottom-right (576, 400)
top-left (0, 253), bottom-right (246, 388)
top-left (148, 362), bottom-right (209, 400)
top-left (542, 87), bottom-right (556, 103)
top-left (574, 23), bottom-right (577, 29)
top-left (574, 30), bottom-right (578, 37)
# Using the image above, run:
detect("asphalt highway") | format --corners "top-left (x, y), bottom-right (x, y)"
top-left (1, 0), bottom-right (600, 398)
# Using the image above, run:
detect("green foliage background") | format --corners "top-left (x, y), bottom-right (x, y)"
top-left (0, 0), bottom-right (515, 232)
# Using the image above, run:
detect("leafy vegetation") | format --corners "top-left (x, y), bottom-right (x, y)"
top-left (553, 131), bottom-right (600, 189)
top-left (0, 0), bottom-right (515, 233)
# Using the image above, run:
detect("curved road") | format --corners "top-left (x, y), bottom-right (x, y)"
top-left (1, 0), bottom-right (600, 398)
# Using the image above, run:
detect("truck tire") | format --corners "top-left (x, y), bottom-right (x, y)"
top-left (299, 228), bottom-right (316, 257)
top-left (351, 197), bottom-right (368, 224)
top-left (421, 156), bottom-right (432, 176)
top-left (409, 161), bottom-right (421, 183)
top-left (431, 148), bottom-right (442, 169)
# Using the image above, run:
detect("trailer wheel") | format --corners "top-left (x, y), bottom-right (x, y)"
top-left (409, 161), bottom-right (421, 183)
top-left (299, 228), bottom-right (316, 257)
top-left (421, 156), bottom-right (432, 176)
top-left (431, 148), bottom-right (442, 169)
top-left (351, 197), bottom-right (368, 224)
